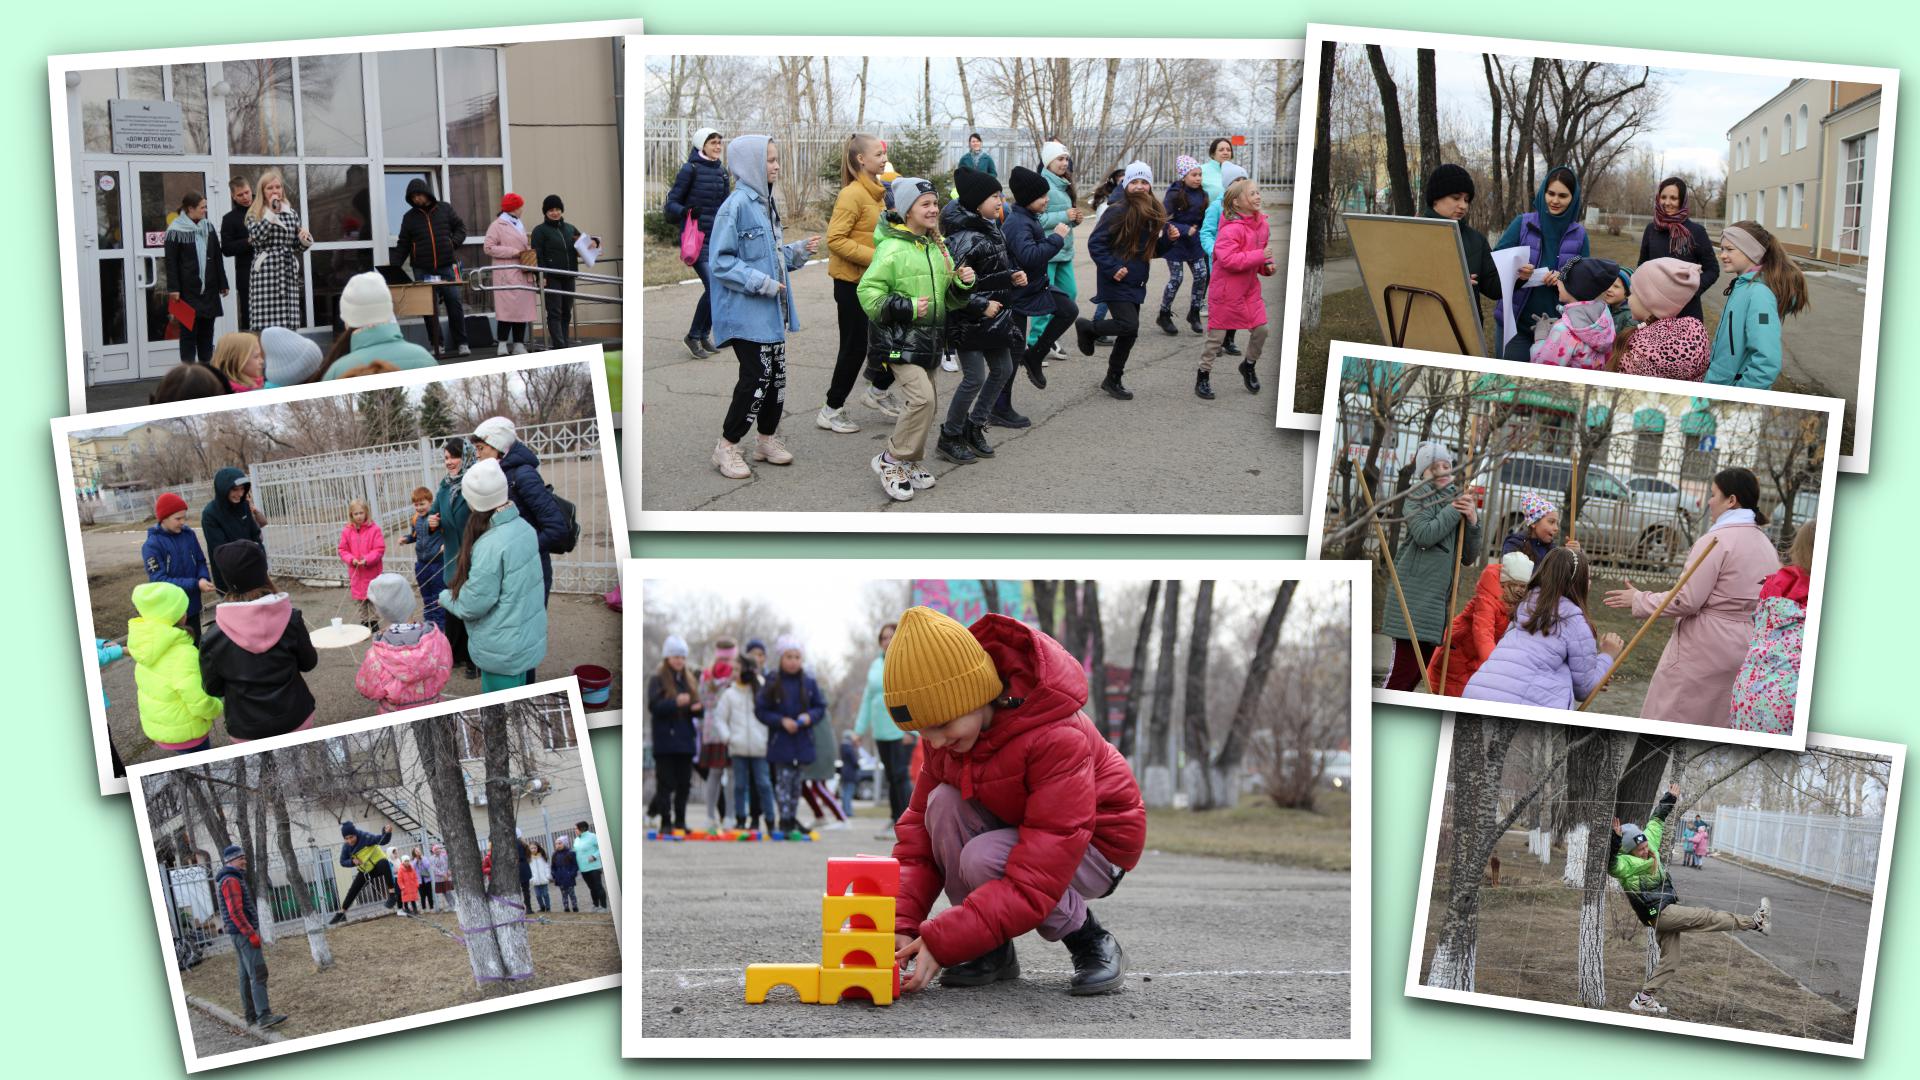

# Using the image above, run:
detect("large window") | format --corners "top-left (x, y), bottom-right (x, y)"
top-left (76, 65), bottom-right (210, 155)
top-left (1776, 185), bottom-right (1789, 228)
top-left (1760, 127), bottom-right (1768, 162)
top-left (1782, 114), bottom-right (1792, 156)
top-left (226, 58), bottom-right (297, 156)
top-left (1839, 135), bottom-right (1868, 252)
top-left (1792, 183), bottom-right (1805, 229)
top-left (1797, 104), bottom-right (1809, 149)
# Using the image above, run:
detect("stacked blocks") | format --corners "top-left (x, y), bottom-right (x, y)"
top-left (745, 856), bottom-right (902, 1005)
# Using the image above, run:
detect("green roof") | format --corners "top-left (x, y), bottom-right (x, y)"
top-left (1633, 408), bottom-right (1667, 433)
top-left (1680, 409), bottom-right (1717, 436)
top-left (1586, 405), bottom-right (1613, 429)
top-left (1471, 372), bottom-right (1577, 413)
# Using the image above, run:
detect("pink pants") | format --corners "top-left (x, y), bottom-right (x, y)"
top-left (924, 783), bottom-right (1116, 944)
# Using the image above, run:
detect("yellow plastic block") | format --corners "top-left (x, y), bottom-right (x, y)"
top-left (821, 930), bottom-right (895, 970)
top-left (819, 964), bottom-right (895, 1006)
top-left (744, 963), bottom-right (820, 1004)
top-left (821, 894), bottom-right (896, 934)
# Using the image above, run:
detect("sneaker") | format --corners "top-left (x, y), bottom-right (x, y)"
top-left (906, 461), bottom-right (936, 490)
top-left (683, 335), bottom-right (710, 359)
top-left (1155, 311), bottom-right (1179, 336)
top-left (752, 433), bottom-right (793, 465)
top-left (941, 354), bottom-right (960, 372)
top-left (1074, 318), bottom-right (1097, 356)
top-left (1048, 341), bottom-right (1068, 360)
top-left (822, 820), bottom-right (849, 831)
top-left (874, 824), bottom-right (896, 840)
top-left (1628, 992), bottom-right (1668, 1015)
top-left (454, 344), bottom-right (471, 357)
top-left (815, 405), bottom-right (859, 433)
top-left (1753, 897), bottom-right (1771, 935)
top-left (712, 437), bottom-right (751, 480)
top-left (936, 431), bottom-right (977, 465)
top-left (255, 1013), bottom-right (289, 1030)
top-left (860, 386), bottom-right (902, 419)
top-left (872, 453), bottom-right (915, 501)
top-left (702, 336), bottom-right (718, 355)
top-left (496, 344), bottom-right (514, 357)
top-left (513, 342), bottom-right (530, 355)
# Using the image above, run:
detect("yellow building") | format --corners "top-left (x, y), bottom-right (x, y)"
top-left (1726, 80), bottom-right (1881, 264)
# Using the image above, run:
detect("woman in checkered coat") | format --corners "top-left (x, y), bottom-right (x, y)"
top-left (244, 169), bottom-right (312, 331)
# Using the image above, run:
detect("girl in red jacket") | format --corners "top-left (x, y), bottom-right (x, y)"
top-left (1424, 551), bottom-right (1531, 695)
top-left (882, 606), bottom-right (1144, 996)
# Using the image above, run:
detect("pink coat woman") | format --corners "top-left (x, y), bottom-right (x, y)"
top-left (337, 520), bottom-right (386, 601)
top-left (1206, 211), bottom-right (1271, 330)
top-left (1620, 520), bottom-right (1779, 727)
top-left (483, 206), bottom-right (540, 326)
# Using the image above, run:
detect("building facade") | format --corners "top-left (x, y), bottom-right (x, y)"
top-left (1725, 79), bottom-right (1880, 265)
top-left (66, 37), bottom-right (624, 388)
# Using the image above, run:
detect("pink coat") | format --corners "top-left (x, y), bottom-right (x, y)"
top-left (483, 214), bottom-right (540, 325)
top-left (1691, 829), bottom-right (1710, 855)
top-left (354, 625), bottom-right (453, 712)
top-left (337, 520), bottom-right (386, 601)
top-left (1633, 522), bottom-right (1780, 727)
top-left (1206, 213), bottom-right (1271, 331)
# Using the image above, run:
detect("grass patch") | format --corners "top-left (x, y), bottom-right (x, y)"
top-left (1145, 788), bottom-right (1350, 872)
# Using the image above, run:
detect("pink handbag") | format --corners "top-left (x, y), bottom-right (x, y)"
top-left (679, 216), bottom-right (704, 266)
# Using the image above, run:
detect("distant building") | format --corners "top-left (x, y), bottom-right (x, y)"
top-left (1725, 80), bottom-right (1880, 265)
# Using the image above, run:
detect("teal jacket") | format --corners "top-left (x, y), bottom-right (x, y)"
top-left (1038, 169), bottom-right (1077, 263)
top-left (851, 654), bottom-right (904, 742)
top-left (573, 829), bottom-right (602, 872)
top-left (323, 322), bottom-right (440, 379)
top-left (1379, 481), bottom-right (1482, 645)
top-left (440, 503), bottom-right (547, 675)
top-left (1705, 270), bottom-right (1783, 390)
top-left (1200, 201), bottom-right (1225, 259)
top-left (429, 469), bottom-right (474, 569)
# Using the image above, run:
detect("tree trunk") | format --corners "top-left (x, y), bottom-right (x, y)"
top-left (856, 58), bottom-right (869, 126)
top-left (1416, 49), bottom-right (1440, 187)
top-left (1083, 581), bottom-right (1106, 737)
top-left (263, 753), bottom-right (333, 970)
top-left (823, 57), bottom-right (833, 127)
top-left (416, 715), bottom-right (510, 988)
top-left (978, 580), bottom-right (1002, 617)
top-left (955, 58), bottom-right (975, 130)
top-left (184, 768), bottom-right (234, 864)
top-left (482, 707), bottom-right (533, 987)
top-left (1143, 580), bottom-right (1182, 806)
top-left (922, 57), bottom-right (933, 127)
top-left (1613, 736), bottom-right (1679, 824)
top-left (232, 761), bottom-right (260, 902)
top-left (1211, 582), bottom-right (1297, 795)
top-left (1365, 46), bottom-right (1414, 217)
top-left (1572, 733), bottom-right (1636, 1008)
top-left (1120, 581), bottom-right (1160, 763)
top-left (1180, 582), bottom-right (1217, 808)
top-left (1031, 580), bottom-right (1058, 641)
top-left (1303, 42), bottom-right (1336, 331)
top-left (1482, 55), bottom-right (1505, 223)
top-left (1426, 716), bottom-right (1488, 990)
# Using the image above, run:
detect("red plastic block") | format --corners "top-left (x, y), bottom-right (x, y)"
top-left (826, 856), bottom-right (900, 897)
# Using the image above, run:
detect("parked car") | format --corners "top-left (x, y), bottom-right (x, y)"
top-left (1472, 453), bottom-right (1694, 569)
top-left (1768, 490), bottom-right (1821, 549)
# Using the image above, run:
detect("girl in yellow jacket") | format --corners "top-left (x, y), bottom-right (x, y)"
top-left (128, 581), bottom-right (223, 754)
top-left (818, 134), bottom-right (901, 434)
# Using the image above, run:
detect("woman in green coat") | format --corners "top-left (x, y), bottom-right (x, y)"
top-left (440, 459), bottom-right (547, 691)
top-left (428, 439), bottom-right (477, 679)
top-left (1380, 442), bottom-right (1481, 692)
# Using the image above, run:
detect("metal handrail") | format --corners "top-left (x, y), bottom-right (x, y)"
top-left (465, 264), bottom-right (623, 306)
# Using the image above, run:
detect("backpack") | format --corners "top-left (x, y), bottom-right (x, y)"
top-left (547, 484), bottom-right (581, 555)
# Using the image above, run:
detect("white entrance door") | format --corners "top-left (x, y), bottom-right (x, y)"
top-left (78, 164), bottom-right (136, 384)
top-left (131, 165), bottom-right (225, 379)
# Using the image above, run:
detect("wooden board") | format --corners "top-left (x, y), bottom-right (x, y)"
top-left (1345, 213), bottom-right (1487, 357)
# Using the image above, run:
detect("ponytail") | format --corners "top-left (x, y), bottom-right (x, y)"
top-left (1723, 220), bottom-right (1808, 319)
top-left (840, 134), bottom-right (880, 188)
top-left (1713, 466), bottom-right (1768, 527)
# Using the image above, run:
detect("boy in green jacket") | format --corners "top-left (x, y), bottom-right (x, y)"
top-left (1610, 782), bottom-right (1772, 1015)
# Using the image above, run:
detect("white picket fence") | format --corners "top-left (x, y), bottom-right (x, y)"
top-left (81, 480), bottom-right (216, 525)
top-left (1711, 806), bottom-right (1883, 892)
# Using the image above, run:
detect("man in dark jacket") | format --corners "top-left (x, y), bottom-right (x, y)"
top-left (331, 821), bottom-right (400, 923)
top-left (220, 178), bottom-right (255, 331)
top-left (393, 177), bottom-right (469, 357)
top-left (215, 844), bottom-right (287, 1029)
top-left (530, 194), bottom-right (584, 348)
top-left (200, 467), bottom-right (266, 593)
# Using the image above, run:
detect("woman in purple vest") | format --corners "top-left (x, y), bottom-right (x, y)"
top-left (1495, 166), bottom-right (1590, 362)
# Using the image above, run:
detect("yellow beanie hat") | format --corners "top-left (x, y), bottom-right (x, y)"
top-left (882, 606), bottom-right (1002, 731)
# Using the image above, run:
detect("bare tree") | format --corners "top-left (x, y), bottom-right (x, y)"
top-left (1142, 580), bottom-right (1182, 807)
top-left (955, 58), bottom-right (976, 130)
top-left (480, 705), bottom-right (533, 985)
top-left (1208, 581), bottom-right (1298, 804)
top-left (1416, 49), bottom-right (1440, 185)
top-left (1031, 580), bottom-right (1058, 641)
top-left (1179, 581), bottom-right (1217, 808)
top-left (262, 751), bottom-right (334, 970)
top-left (1303, 42), bottom-right (1336, 332)
top-left (1119, 581), bottom-right (1160, 763)
top-left (1082, 582), bottom-right (1106, 736)
top-left (1365, 46), bottom-right (1414, 216)
top-left (415, 714), bottom-right (516, 989)
top-left (856, 58), bottom-right (869, 126)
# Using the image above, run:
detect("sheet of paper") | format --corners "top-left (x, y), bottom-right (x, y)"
top-left (1522, 265), bottom-right (1552, 287)
top-left (575, 233), bottom-right (600, 268)
top-left (1491, 245), bottom-right (1529, 354)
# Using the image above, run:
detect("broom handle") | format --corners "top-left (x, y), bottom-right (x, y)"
top-left (1577, 536), bottom-right (1721, 712)
top-left (1435, 517), bottom-right (1465, 694)
top-left (1357, 470), bottom-right (1428, 687)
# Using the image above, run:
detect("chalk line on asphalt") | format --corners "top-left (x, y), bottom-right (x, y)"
top-left (662, 967), bottom-right (1349, 989)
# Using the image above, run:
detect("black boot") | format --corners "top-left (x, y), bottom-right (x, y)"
top-left (1021, 345), bottom-right (1048, 389)
top-left (1155, 310), bottom-right (1179, 336)
top-left (964, 421), bottom-right (996, 458)
top-left (1239, 359), bottom-right (1261, 393)
top-left (1101, 371), bottom-right (1134, 401)
top-left (1188, 309), bottom-right (1205, 335)
top-left (1061, 909), bottom-right (1127, 995)
top-left (1195, 370), bottom-right (1215, 400)
top-left (1074, 318), bottom-right (1097, 356)
top-left (939, 941), bottom-right (1022, 987)
top-left (683, 334), bottom-right (710, 359)
top-left (1222, 330), bottom-right (1241, 356)
top-left (936, 429), bottom-right (977, 465)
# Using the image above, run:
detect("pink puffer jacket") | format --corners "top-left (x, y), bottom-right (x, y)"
top-left (337, 521), bottom-right (386, 600)
top-left (1205, 212), bottom-right (1272, 331)
top-left (354, 625), bottom-right (453, 712)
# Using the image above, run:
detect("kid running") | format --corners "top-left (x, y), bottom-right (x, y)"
top-left (1199, 174), bottom-right (1274, 398)
top-left (819, 133), bottom-right (899, 433)
top-left (1076, 162), bottom-right (1178, 400)
top-left (338, 499), bottom-right (385, 630)
top-left (199, 541), bottom-right (319, 742)
top-left (128, 582), bottom-right (223, 754)
top-left (1023, 141), bottom-right (1085, 364)
top-left (882, 605), bottom-right (1144, 996)
top-left (1155, 156), bottom-right (1209, 337)
top-left (937, 167), bottom-right (1023, 465)
top-left (1611, 783), bottom-right (1771, 1016)
top-left (1707, 221), bottom-right (1807, 390)
top-left (1461, 547), bottom-right (1624, 709)
top-left (353, 573), bottom-right (453, 713)
top-left (1002, 166), bottom-right (1077, 389)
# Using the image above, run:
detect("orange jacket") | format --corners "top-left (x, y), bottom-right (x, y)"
top-left (1426, 564), bottom-right (1513, 696)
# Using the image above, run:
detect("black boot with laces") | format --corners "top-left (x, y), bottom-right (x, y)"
top-left (1061, 908), bottom-right (1127, 995)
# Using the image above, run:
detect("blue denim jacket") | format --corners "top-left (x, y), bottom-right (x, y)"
top-left (709, 188), bottom-right (812, 346)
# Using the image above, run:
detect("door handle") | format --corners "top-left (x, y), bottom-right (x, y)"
top-left (134, 255), bottom-right (158, 290)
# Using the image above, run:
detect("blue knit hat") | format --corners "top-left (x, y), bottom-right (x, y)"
top-left (221, 844), bottom-right (245, 863)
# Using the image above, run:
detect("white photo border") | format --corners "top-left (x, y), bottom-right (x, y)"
top-left (1404, 714), bottom-right (1903, 1059)
top-left (1275, 23), bottom-right (1897, 475)
top-left (125, 677), bottom-right (624, 1074)
top-left (53, 346), bottom-right (630, 797)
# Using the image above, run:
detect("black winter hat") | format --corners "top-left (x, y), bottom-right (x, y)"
top-left (1562, 257), bottom-right (1621, 303)
top-left (1009, 166), bottom-right (1049, 207)
top-left (212, 540), bottom-right (270, 594)
top-left (954, 167), bottom-right (1000, 212)
top-left (1426, 164), bottom-right (1475, 208)
top-left (542, 194), bottom-right (565, 214)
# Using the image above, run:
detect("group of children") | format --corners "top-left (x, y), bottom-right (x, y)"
top-left (1383, 444), bottom-right (1816, 731)
top-left (125, 431), bottom-right (555, 756)
top-left (678, 131), bottom-right (1275, 501)
top-left (1423, 164), bottom-right (1807, 387)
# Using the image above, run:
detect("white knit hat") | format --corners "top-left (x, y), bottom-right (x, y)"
top-left (462, 458), bottom-right (510, 512)
top-left (1122, 161), bottom-right (1153, 188)
top-left (1499, 552), bottom-right (1534, 584)
top-left (1413, 441), bottom-right (1454, 478)
top-left (663, 635), bottom-right (689, 658)
top-left (339, 271), bottom-right (395, 329)
top-left (473, 416), bottom-right (517, 454)
top-left (1039, 141), bottom-right (1069, 171)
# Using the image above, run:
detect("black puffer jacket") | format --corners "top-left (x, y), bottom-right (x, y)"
top-left (393, 179), bottom-right (467, 276)
top-left (199, 595), bottom-right (319, 740)
top-left (1002, 205), bottom-right (1066, 316)
top-left (664, 149), bottom-right (731, 237)
top-left (939, 201), bottom-right (1022, 350)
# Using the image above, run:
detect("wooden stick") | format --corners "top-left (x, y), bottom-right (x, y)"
top-left (1577, 536), bottom-right (1720, 712)
top-left (1435, 408), bottom-right (1480, 696)
top-left (1357, 470), bottom-right (1428, 689)
top-left (1568, 395), bottom-right (1583, 545)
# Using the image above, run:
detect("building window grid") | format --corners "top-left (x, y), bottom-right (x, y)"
top-left (1838, 135), bottom-right (1867, 253)
top-left (1776, 185), bottom-right (1788, 228)
top-left (1792, 183), bottom-right (1805, 229)
top-left (1797, 104), bottom-right (1809, 149)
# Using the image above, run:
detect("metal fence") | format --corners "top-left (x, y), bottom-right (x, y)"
top-left (80, 480), bottom-right (215, 525)
top-left (1326, 364), bottom-right (1824, 587)
top-left (645, 118), bottom-right (1297, 224)
top-left (1712, 806), bottom-right (1883, 892)
top-left (249, 419), bottom-right (617, 595)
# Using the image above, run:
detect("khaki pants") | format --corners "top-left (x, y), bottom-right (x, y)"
top-left (1644, 904), bottom-right (1757, 993)
top-left (1200, 324), bottom-right (1269, 373)
top-left (886, 362), bottom-right (938, 462)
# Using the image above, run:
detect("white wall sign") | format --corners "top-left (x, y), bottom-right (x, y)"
top-left (109, 98), bottom-right (186, 156)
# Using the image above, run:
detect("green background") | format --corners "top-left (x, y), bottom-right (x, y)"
top-left (8, 3), bottom-right (1909, 1074)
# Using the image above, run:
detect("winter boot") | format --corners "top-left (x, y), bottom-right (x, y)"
top-left (1753, 896), bottom-right (1772, 935)
top-left (1155, 310), bottom-right (1179, 336)
top-left (1195, 370), bottom-right (1215, 400)
top-left (964, 421), bottom-right (996, 458)
top-left (1074, 318), bottom-right (1098, 356)
top-left (1061, 909), bottom-right (1127, 995)
top-left (1021, 345), bottom-right (1048, 389)
top-left (1222, 330), bottom-right (1241, 355)
top-left (936, 429), bottom-right (977, 465)
top-left (1188, 309), bottom-right (1205, 335)
top-left (1239, 358), bottom-right (1261, 393)
top-left (990, 404), bottom-right (1031, 429)
top-left (940, 941), bottom-right (1022, 987)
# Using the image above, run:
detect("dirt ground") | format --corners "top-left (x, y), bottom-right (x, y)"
top-left (636, 806), bottom-right (1351, 1040)
top-left (84, 524), bottom-right (623, 767)
top-left (179, 908), bottom-right (619, 1053)
top-left (1417, 829), bottom-right (1858, 1043)
top-left (187, 1002), bottom-right (267, 1055)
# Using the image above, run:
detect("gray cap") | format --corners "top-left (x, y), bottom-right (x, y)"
top-left (1619, 823), bottom-right (1648, 852)
top-left (368, 572), bottom-right (415, 626)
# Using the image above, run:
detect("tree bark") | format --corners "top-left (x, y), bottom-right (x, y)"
top-left (1303, 42), bottom-right (1336, 331)
top-left (1573, 733), bottom-right (1636, 1008)
top-left (183, 768), bottom-right (234, 864)
top-left (856, 58), bottom-right (869, 126)
top-left (481, 706), bottom-right (534, 988)
top-left (1180, 582), bottom-right (1217, 808)
top-left (978, 580), bottom-right (1002, 617)
top-left (1120, 581), bottom-right (1160, 763)
top-left (1031, 580), bottom-right (1058, 641)
top-left (1143, 580), bottom-right (1182, 806)
top-left (1365, 46), bottom-right (1415, 217)
top-left (955, 58), bottom-right (975, 130)
top-left (416, 715), bottom-right (509, 988)
top-left (1211, 581), bottom-right (1297, 794)
top-left (263, 753), bottom-right (333, 970)
top-left (1416, 49), bottom-right (1440, 186)
top-left (1083, 581), bottom-right (1106, 737)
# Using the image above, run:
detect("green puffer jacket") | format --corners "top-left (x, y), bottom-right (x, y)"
top-left (1609, 792), bottom-right (1678, 925)
top-left (1379, 481), bottom-right (1481, 645)
top-left (857, 218), bottom-right (973, 370)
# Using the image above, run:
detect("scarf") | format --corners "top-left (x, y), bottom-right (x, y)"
top-left (1710, 507), bottom-right (1757, 530)
top-left (1533, 167), bottom-right (1582, 269)
top-left (1653, 191), bottom-right (1693, 257)
top-left (168, 214), bottom-right (211, 278)
top-left (497, 211), bottom-right (524, 234)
